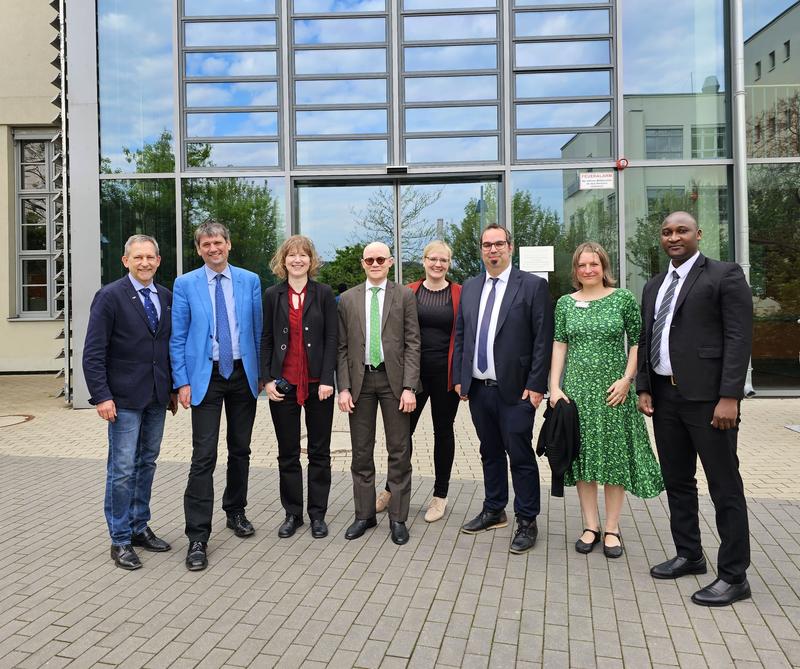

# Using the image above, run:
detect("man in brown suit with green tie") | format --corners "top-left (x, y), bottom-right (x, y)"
top-left (337, 241), bottom-right (421, 545)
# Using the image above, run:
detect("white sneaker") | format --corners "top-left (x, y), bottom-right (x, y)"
top-left (376, 490), bottom-right (392, 513)
top-left (424, 496), bottom-right (447, 522)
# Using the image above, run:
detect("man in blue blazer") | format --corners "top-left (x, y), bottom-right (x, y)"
top-left (83, 235), bottom-right (176, 570)
top-left (170, 221), bottom-right (263, 571)
top-left (453, 224), bottom-right (553, 554)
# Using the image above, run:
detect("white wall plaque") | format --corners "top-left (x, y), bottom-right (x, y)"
top-left (519, 246), bottom-right (554, 272)
top-left (579, 171), bottom-right (615, 190)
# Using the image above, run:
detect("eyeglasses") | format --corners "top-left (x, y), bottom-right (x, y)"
top-left (425, 256), bottom-right (450, 265)
top-left (481, 240), bottom-right (508, 250)
top-left (362, 256), bottom-right (389, 266)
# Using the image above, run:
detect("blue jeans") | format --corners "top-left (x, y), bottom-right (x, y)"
top-left (105, 401), bottom-right (166, 545)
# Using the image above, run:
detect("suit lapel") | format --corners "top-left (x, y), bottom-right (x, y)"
top-left (354, 283), bottom-right (367, 341)
top-left (277, 281), bottom-right (289, 321)
top-left (381, 281), bottom-right (395, 330)
top-left (495, 268), bottom-right (521, 334)
top-left (153, 284), bottom-right (170, 335)
top-left (122, 277), bottom-right (154, 334)
top-left (673, 254), bottom-right (705, 316)
top-left (231, 266), bottom-right (244, 326)
top-left (196, 268), bottom-right (214, 331)
top-left (302, 280), bottom-right (314, 317)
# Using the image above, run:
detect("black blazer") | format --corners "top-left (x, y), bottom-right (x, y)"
top-left (453, 267), bottom-right (554, 405)
top-left (82, 276), bottom-right (173, 409)
top-left (636, 254), bottom-right (752, 401)
top-left (536, 399), bottom-right (580, 497)
top-left (260, 280), bottom-right (338, 386)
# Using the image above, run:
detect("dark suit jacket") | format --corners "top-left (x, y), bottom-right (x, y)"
top-left (453, 267), bottom-right (554, 406)
top-left (636, 254), bottom-right (752, 401)
top-left (260, 280), bottom-right (338, 386)
top-left (536, 398), bottom-right (580, 497)
top-left (337, 281), bottom-right (421, 402)
top-left (82, 276), bottom-right (172, 410)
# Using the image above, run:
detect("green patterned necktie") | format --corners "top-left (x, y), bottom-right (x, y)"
top-left (369, 286), bottom-right (382, 367)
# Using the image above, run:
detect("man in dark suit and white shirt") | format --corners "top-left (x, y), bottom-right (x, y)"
top-left (83, 234), bottom-right (176, 570)
top-left (637, 211), bottom-right (752, 606)
top-left (453, 224), bottom-right (554, 554)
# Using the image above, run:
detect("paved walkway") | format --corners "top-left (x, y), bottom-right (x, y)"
top-left (0, 375), bottom-right (798, 668)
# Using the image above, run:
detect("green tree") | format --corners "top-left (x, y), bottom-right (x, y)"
top-left (446, 184), bottom-right (499, 284)
top-left (317, 244), bottom-right (366, 291)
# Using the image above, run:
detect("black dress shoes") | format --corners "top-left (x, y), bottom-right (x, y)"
top-left (344, 517), bottom-right (377, 540)
top-left (461, 509), bottom-right (508, 534)
top-left (509, 517), bottom-right (538, 554)
top-left (650, 555), bottom-right (708, 579)
top-left (691, 578), bottom-right (751, 607)
top-left (226, 512), bottom-right (255, 537)
top-left (110, 544), bottom-right (142, 570)
top-left (389, 520), bottom-right (409, 545)
top-left (186, 541), bottom-right (208, 571)
top-left (311, 519), bottom-right (328, 539)
top-left (278, 514), bottom-right (304, 538)
top-left (603, 531), bottom-right (624, 559)
top-left (131, 527), bottom-right (171, 552)
top-left (575, 528), bottom-right (601, 554)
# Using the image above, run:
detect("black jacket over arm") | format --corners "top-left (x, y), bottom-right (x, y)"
top-left (536, 399), bottom-right (580, 497)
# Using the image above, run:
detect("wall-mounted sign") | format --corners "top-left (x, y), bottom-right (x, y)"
top-left (519, 246), bottom-right (554, 273)
top-left (579, 171), bottom-right (615, 190)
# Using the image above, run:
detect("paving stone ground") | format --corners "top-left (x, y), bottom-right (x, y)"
top-left (0, 374), bottom-right (798, 668)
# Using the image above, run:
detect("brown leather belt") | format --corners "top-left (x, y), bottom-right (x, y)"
top-left (655, 374), bottom-right (677, 386)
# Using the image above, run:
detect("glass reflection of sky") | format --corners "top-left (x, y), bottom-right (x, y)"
top-left (405, 0), bottom-right (495, 7)
top-left (406, 76), bottom-right (497, 102)
top-left (516, 0), bottom-right (603, 4)
top-left (184, 0), bottom-right (276, 16)
top-left (517, 133), bottom-right (611, 159)
top-left (295, 79), bottom-right (387, 104)
top-left (186, 82), bottom-right (278, 107)
top-left (297, 140), bottom-right (387, 165)
top-left (187, 112), bottom-right (278, 138)
top-left (199, 142), bottom-right (279, 167)
top-left (294, 18), bottom-right (385, 44)
top-left (296, 109), bottom-right (387, 135)
top-left (98, 0), bottom-right (174, 171)
top-left (404, 45), bottom-right (496, 71)
top-left (295, 49), bottom-right (386, 75)
top-left (294, 0), bottom-right (385, 11)
top-left (406, 106), bottom-right (497, 132)
top-left (516, 71), bottom-right (610, 98)
top-left (406, 137), bottom-right (498, 163)
top-left (185, 21), bottom-right (277, 47)
top-left (404, 14), bottom-right (496, 41)
top-left (185, 51), bottom-right (277, 77)
top-left (744, 0), bottom-right (797, 38)
top-left (517, 102), bottom-right (611, 129)
top-left (516, 41), bottom-right (610, 67)
top-left (515, 10), bottom-right (609, 37)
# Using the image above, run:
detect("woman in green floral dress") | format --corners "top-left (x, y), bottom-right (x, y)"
top-left (549, 242), bottom-right (663, 558)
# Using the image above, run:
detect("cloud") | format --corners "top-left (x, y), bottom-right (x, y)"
top-left (406, 136), bottom-right (497, 163)
top-left (184, 0), bottom-right (276, 16)
top-left (295, 0), bottom-right (384, 11)
top-left (294, 48), bottom-right (386, 75)
top-left (404, 14), bottom-right (496, 41)
top-left (205, 142), bottom-right (279, 167)
top-left (185, 20), bottom-right (277, 47)
top-left (295, 79), bottom-right (386, 104)
top-left (404, 44), bottom-right (496, 71)
top-left (406, 106), bottom-right (497, 132)
top-left (296, 109), bottom-right (387, 135)
top-left (187, 112), bottom-right (278, 138)
top-left (515, 9), bottom-right (608, 37)
top-left (405, 75), bottom-right (497, 102)
top-left (296, 140), bottom-right (387, 165)
top-left (294, 18), bottom-right (385, 45)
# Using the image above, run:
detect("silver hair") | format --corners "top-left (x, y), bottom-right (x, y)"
top-left (194, 220), bottom-right (231, 246)
top-left (124, 234), bottom-right (159, 256)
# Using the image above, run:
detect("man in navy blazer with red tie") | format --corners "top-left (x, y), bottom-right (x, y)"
top-left (83, 235), bottom-right (176, 570)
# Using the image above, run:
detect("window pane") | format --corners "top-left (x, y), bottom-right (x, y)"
top-left (296, 140), bottom-right (387, 165)
top-left (22, 199), bottom-right (47, 226)
top-left (405, 0), bottom-right (495, 7)
top-left (98, 0), bottom-right (174, 172)
top-left (516, 0), bottom-right (605, 4)
top-left (296, 109), bottom-right (387, 135)
top-left (404, 44), bottom-right (496, 71)
top-left (406, 136), bottom-right (498, 163)
top-left (295, 48), bottom-right (386, 75)
top-left (644, 127), bottom-right (683, 159)
top-left (184, 0), bottom-right (276, 15)
top-left (516, 71), bottom-right (610, 98)
top-left (185, 51), bottom-right (277, 77)
top-left (186, 112), bottom-right (278, 137)
top-left (406, 106), bottom-right (497, 132)
top-left (22, 165), bottom-right (46, 190)
top-left (23, 284), bottom-right (48, 312)
top-left (294, 0), bottom-right (385, 11)
top-left (296, 79), bottom-right (387, 104)
top-left (22, 142), bottom-right (45, 163)
top-left (184, 21), bottom-right (277, 47)
top-left (517, 132), bottom-right (611, 159)
top-left (187, 141), bottom-right (279, 167)
top-left (186, 82), bottom-right (278, 107)
top-left (515, 10), bottom-right (609, 37)
top-left (405, 75), bottom-right (497, 102)
top-left (404, 14), bottom-right (496, 41)
top-left (515, 40), bottom-right (610, 67)
top-left (22, 226), bottom-right (48, 251)
top-left (294, 18), bottom-right (385, 44)
top-left (183, 177), bottom-right (285, 286)
top-left (516, 102), bottom-right (611, 129)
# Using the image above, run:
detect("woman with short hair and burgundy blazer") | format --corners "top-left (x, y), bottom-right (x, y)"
top-left (377, 240), bottom-right (462, 522)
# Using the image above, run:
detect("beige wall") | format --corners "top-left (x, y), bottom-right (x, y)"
top-left (0, 0), bottom-right (61, 372)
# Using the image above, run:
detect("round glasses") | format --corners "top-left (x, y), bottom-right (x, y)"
top-left (363, 256), bottom-right (389, 266)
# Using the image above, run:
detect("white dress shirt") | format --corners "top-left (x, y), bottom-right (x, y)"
top-left (205, 264), bottom-right (241, 361)
top-left (472, 264), bottom-right (512, 380)
top-left (128, 274), bottom-right (161, 319)
top-left (652, 251), bottom-right (700, 376)
top-left (363, 278), bottom-right (387, 365)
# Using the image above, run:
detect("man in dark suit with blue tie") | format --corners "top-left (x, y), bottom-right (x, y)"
top-left (453, 224), bottom-right (554, 554)
top-left (171, 220), bottom-right (263, 571)
top-left (83, 235), bottom-right (176, 570)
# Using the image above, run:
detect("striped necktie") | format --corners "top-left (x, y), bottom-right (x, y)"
top-left (650, 270), bottom-right (680, 369)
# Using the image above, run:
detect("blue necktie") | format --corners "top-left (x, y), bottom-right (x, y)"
top-left (138, 288), bottom-right (158, 334)
top-left (477, 277), bottom-right (498, 373)
top-left (215, 274), bottom-right (234, 379)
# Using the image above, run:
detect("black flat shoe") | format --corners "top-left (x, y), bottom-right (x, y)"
top-left (344, 517), bottom-right (377, 540)
top-left (110, 544), bottom-right (142, 570)
top-left (691, 578), bottom-right (751, 607)
top-left (575, 528), bottom-right (601, 554)
top-left (185, 541), bottom-right (208, 571)
top-left (389, 520), bottom-right (409, 545)
top-left (461, 509), bottom-right (508, 534)
top-left (310, 519), bottom-right (328, 538)
top-left (650, 555), bottom-right (707, 579)
top-left (226, 512), bottom-right (255, 537)
top-left (277, 514), bottom-right (304, 538)
top-left (509, 517), bottom-right (538, 554)
top-left (603, 531), bottom-right (624, 559)
top-left (131, 527), bottom-right (171, 552)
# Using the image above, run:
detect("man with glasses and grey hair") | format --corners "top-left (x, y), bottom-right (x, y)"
top-left (336, 241), bottom-right (421, 545)
top-left (83, 234), bottom-right (177, 570)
